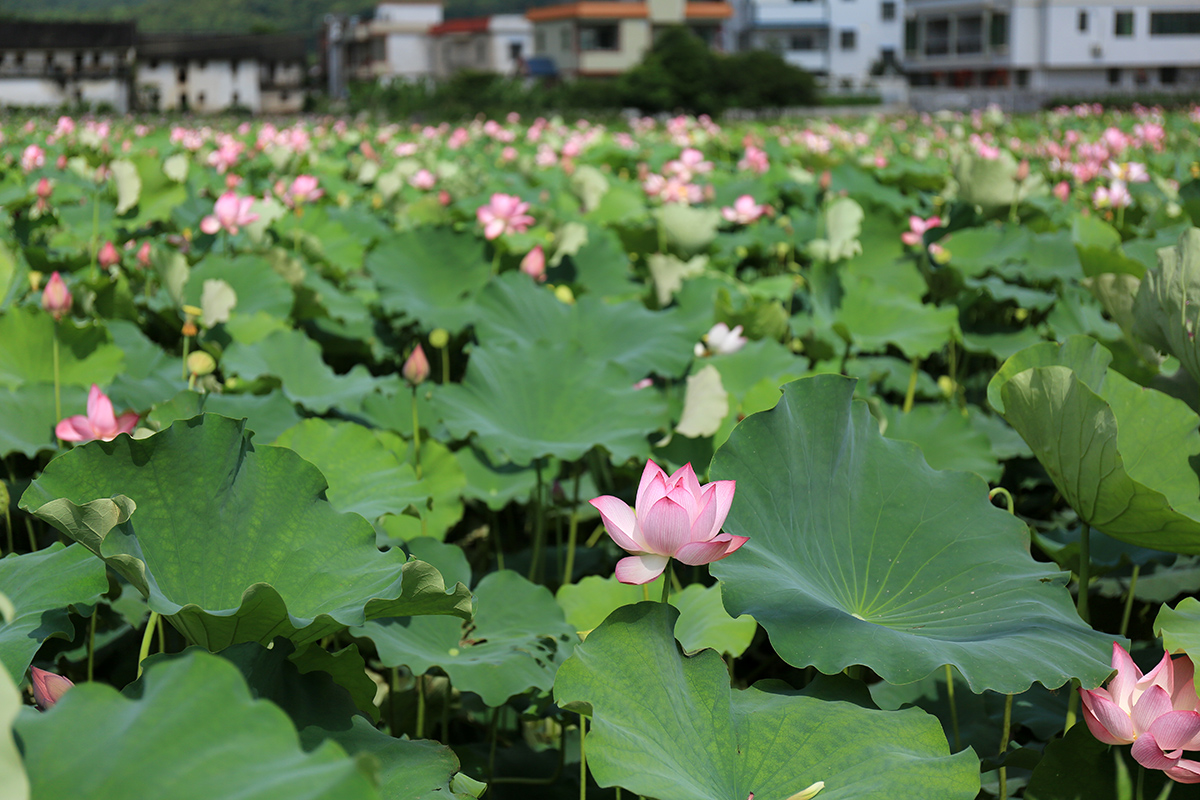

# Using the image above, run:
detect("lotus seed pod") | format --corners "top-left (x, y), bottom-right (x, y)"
top-left (187, 351), bottom-right (216, 377)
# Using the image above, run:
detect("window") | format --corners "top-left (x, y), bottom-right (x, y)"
top-left (579, 24), bottom-right (618, 50)
top-left (840, 29), bottom-right (857, 49)
top-left (197, 90), bottom-right (206, 106)
top-left (232, 90), bottom-right (240, 105)
top-left (1114, 11), bottom-right (1134, 36)
top-left (197, 59), bottom-right (207, 70)
top-left (14, 51), bottom-right (23, 66)
top-left (990, 13), bottom-right (1009, 47)
top-left (231, 58), bottom-right (240, 73)
top-left (177, 65), bottom-right (187, 83)
top-left (1016, 69), bottom-right (1029, 86)
top-left (790, 33), bottom-right (817, 50)
top-left (1161, 66), bottom-right (1178, 84)
top-left (1107, 66), bottom-right (1121, 84)
top-left (881, 1), bottom-right (895, 21)
top-left (957, 15), bottom-right (983, 53)
top-left (1077, 10), bottom-right (1088, 31)
top-left (509, 41), bottom-right (523, 60)
top-left (925, 18), bottom-right (949, 55)
top-left (1150, 12), bottom-right (1200, 35)
top-left (149, 58), bottom-right (159, 69)
top-left (905, 19), bottom-right (918, 53)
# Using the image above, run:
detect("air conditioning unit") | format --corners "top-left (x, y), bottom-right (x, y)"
top-left (1090, 43), bottom-right (1103, 58)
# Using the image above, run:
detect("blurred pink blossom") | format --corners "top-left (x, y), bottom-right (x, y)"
top-left (56, 384), bottom-right (138, 443)
top-left (477, 193), bottom-right (534, 240)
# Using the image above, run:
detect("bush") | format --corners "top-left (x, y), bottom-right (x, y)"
top-left (717, 50), bottom-right (818, 109)
top-left (620, 26), bottom-right (724, 114)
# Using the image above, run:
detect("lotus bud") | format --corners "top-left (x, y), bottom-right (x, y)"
top-left (97, 241), bottom-right (120, 269)
top-left (403, 344), bottom-right (430, 385)
top-left (35, 177), bottom-right (52, 200)
top-left (187, 351), bottom-right (216, 377)
top-left (819, 170), bottom-right (832, 192)
top-left (1015, 159), bottom-right (1030, 182)
top-left (30, 667), bottom-right (74, 710)
top-left (41, 271), bottom-right (72, 320)
top-left (137, 241), bottom-right (152, 268)
top-left (521, 245), bottom-right (547, 282)
top-left (554, 285), bottom-right (575, 305)
top-left (429, 328), bottom-right (450, 349)
top-left (28, 270), bottom-right (43, 292)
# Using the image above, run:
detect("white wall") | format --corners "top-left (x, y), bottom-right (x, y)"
top-left (490, 15), bottom-right (534, 73)
top-left (0, 77), bottom-right (129, 111)
top-left (139, 59), bottom-right (263, 112)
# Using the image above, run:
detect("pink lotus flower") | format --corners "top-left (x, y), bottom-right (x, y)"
top-left (282, 174), bottom-right (323, 207)
top-left (1054, 181), bottom-right (1071, 202)
top-left (721, 195), bottom-right (767, 225)
top-left (902, 215), bottom-right (942, 246)
top-left (589, 460), bottom-right (746, 584)
top-left (410, 169), bottom-right (436, 190)
top-left (41, 272), bottom-right (72, 320)
top-left (200, 192), bottom-right (259, 236)
top-left (56, 384), bottom-right (138, 443)
top-left (20, 144), bottom-right (44, 172)
top-left (1081, 643), bottom-right (1200, 783)
top-left (521, 245), bottom-right (546, 281)
top-left (476, 193), bottom-right (534, 240)
top-left (30, 667), bottom-right (74, 710)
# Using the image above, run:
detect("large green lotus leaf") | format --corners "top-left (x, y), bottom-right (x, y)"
top-left (0, 308), bottom-right (123, 389)
top-left (105, 320), bottom-right (184, 412)
top-left (1132, 227), bottom-right (1200, 385)
top-left (836, 276), bottom-right (959, 359)
top-left (0, 543), bottom-right (108, 682)
top-left (657, 204), bottom-right (720, 255)
top-left (353, 570), bottom-right (577, 707)
top-left (148, 389), bottom-right (301, 443)
top-left (365, 229), bottom-right (491, 333)
top-left (566, 226), bottom-right (636, 296)
top-left (711, 375), bottom-right (1115, 693)
top-left (474, 272), bottom-right (701, 380)
top-left (882, 403), bottom-right (1003, 483)
top-left (19, 415), bottom-right (471, 650)
top-left (15, 650), bottom-right (381, 800)
top-left (454, 445), bottom-right (538, 511)
top-left (274, 419), bottom-right (425, 521)
top-left (0, 383), bottom-right (89, 458)
top-left (555, 602), bottom-right (979, 800)
top-left (1074, 214), bottom-right (1146, 278)
top-left (557, 576), bottom-right (756, 657)
top-left (183, 254), bottom-right (295, 321)
top-left (138, 640), bottom-right (462, 800)
top-left (223, 328), bottom-right (379, 414)
top-left (0, 648), bottom-right (28, 800)
top-left (988, 336), bottom-right (1200, 551)
top-left (439, 341), bottom-right (669, 466)
top-left (956, 150), bottom-right (1044, 209)
top-left (376, 439), bottom-right (467, 543)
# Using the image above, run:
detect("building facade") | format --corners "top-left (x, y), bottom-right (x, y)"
top-left (137, 33), bottom-right (307, 113)
top-left (727, 0), bottom-right (903, 89)
top-left (903, 0), bottom-right (1200, 94)
top-left (342, 1), bottom-right (445, 82)
top-left (429, 15), bottom-right (534, 77)
top-left (0, 21), bottom-right (136, 111)
top-left (527, 0), bottom-right (731, 78)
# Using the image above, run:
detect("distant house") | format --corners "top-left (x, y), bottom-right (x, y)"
top-left (137, 33), bottom-right (307, 113)
top-left (342, 1), bottom-right (445, 82)
top-left (429, 15), bottom-right (534, 77)
top-left (904, 0), bottom-right (1200, 95)
top-left (0, 21), bottom-right (136, 111)
top-left (726, 0), bottom-right (903, 91)
top-left (526, 0), bottom-right (732, 78)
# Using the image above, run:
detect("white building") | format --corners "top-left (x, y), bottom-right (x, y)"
top-left (726, 0), bottom-right (903, 89)
top-left (0, 21), bottom-right (136, 112)
top-left (344, 1), bottom-right (445, 81)
top-left (429, 15), bottom-right (533, 77)
top-left (904, 0), bottom-right (1200, 100)
top-left (136, 34), bottom-right (307, 114)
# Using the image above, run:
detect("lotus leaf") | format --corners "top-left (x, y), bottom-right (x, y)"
top-left (20, 414), bottom-right (471, 650)
top-left (366, 229), bottom-right (491, 333)
top-left (554, 602), bottom-right (980, 800)
top-left (711, 375), bottom-right (1115, 692)
top-left (988, 335), bottom-right (1200, 551)
top-left (1132, 227), bottom-right (1200, 384)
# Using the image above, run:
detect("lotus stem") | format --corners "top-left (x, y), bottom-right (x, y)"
top-left (579, 713), bottom-right (588, 800)
top-left (181, 332), bottom-right (191, 381)
top-left (1136, 762), bottom-right (1145, 800)
top-left (86, 609), bottom-right (97, 681)
top-left (1065, 681), bottom-right (1079, 732)
top-left (902, 357), bottom-right (919, 414)
top-left (52, 322), bottom-right (62, 426)
top-left (528, 460), bottom-right (545, 583)
top-left (998, 693), bottom-right (1013, 798)
top-left (441, 676), bottom-right (450, 743)
top-left (441, 346), bottom-right (450, 384)
top-left (488, 705), bottom-right (500, 781)
top-left (415, 673), bottom-right (426, 739)
top-left (945, 664), bottom-right (961, 751)
top-left (3, 500), bottom-right (10, 555)
top-left (563, 469), bottom-right (582, 586)
top-left (491, 717), bottom-right (567, 784)
top-left (988, 487), bottom-right (1015, 515)
top-left (660, 560), bottom-right (673, 604)
top-left (390, 667), bottom-right (399, 736)
top-left (411, 386), bottom-right (422, 480)
top-left (157, 614), bottom-right (166, 653)
top-left (1120, 564), bottom-right (1141, 638)
top-left (1078, 523), bottom-right (1091, 623)
top-left (137, 610), bottom-right (159, 678)
top-left (90, 189), bottom-right (100, 261)
top-left (642, 584), bottom-right (650, 602)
